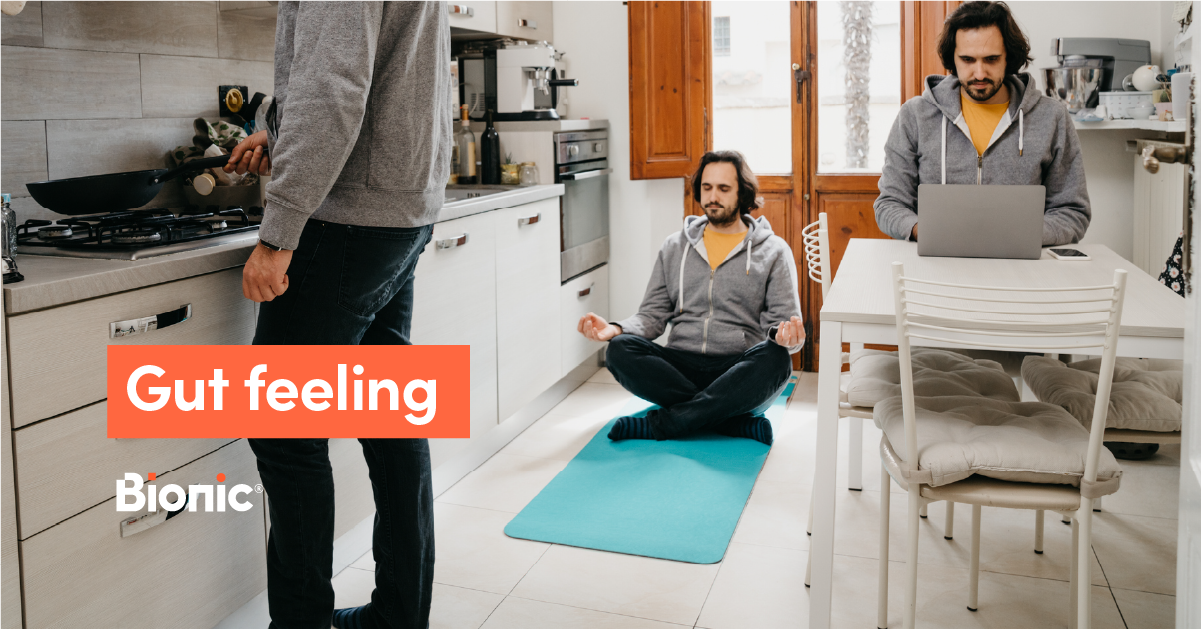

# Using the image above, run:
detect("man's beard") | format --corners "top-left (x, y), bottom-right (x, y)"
top-left (965, 78), bottom-right (1002, 102)
top-left (704, 202), bottom-right (740, 227)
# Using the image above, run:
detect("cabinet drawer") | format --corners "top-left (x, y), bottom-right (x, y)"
top-left (447, 0), bottom-right (496, 33)
top-left (496, 199), bottom-right (561, 422)
top-left (20, 440), bottom-right (265, 629)
top-left (13, 401), bottom-right (236, 538)
top-left (495, 1), bottom-right (553, 42)
top-left (560, 265), bottom-right (609, 377)
top-left (7, 267), bottom-right (255, 427)
top-left (412, 212), bottom-right (499, 468)
top-left (329, 438), bottom-right (376, 540)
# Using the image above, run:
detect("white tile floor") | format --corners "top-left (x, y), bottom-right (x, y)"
top-left (231, 369), bottom-right (1180, 628)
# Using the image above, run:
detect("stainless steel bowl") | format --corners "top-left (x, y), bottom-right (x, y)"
top-left (1043, 67), bottom-right (1103, 113)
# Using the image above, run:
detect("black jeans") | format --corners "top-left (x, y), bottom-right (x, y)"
top-left (249, 219), bottom-right (435, 629)
top-left (604, 334), bottom-right (792, 439)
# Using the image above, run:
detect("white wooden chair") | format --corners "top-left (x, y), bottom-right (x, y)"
top-left (877, 263), bottom-right (1128, 629)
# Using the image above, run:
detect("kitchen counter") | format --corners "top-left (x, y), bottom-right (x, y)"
top-left (466, 119), bottom-right (609, 133)
top-left (3, 184), bottom-right (565, 315)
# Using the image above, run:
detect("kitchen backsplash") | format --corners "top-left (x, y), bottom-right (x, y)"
top-left (0, 1), bottom-right (276, 223)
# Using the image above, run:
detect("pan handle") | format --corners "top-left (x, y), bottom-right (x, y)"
top-left (151, 155), bottom-right (233, 185)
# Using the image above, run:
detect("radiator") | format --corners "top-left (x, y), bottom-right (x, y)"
top-left (1132, 156), bottom-right (1186, 276)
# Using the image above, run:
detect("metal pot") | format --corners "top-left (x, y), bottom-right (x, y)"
top-left (1043, 67), bottom-right (1103, 113)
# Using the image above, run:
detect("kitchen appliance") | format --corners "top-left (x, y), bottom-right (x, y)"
top-left (25, 154), bottom-right (232, 216)
top-left (460, 41), bottom-right (577, 121)
top-left (15, 207), bottom-right (259, 260)
top-left (1046, 38), bottom-right (1152, 105)
top-left (2, 193), bottom-right (23, 283)
top-left (556, 130), bottom-right (610, 282)
top-left (1043, 67), bottom-right (1104, 113)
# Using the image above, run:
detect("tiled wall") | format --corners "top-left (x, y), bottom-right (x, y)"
top-left (0, 1), bottom-right (276, 222)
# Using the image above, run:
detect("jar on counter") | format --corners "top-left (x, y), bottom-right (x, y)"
top-left (519, 162), bottom-right (540, 186)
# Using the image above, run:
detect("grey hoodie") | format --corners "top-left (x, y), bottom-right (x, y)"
top-left (874, 73), bottom-right (1090, 246)
top-left (615, 214), bottom-right (804, 356)
top-left (261, 1), bottom-right (451, 250)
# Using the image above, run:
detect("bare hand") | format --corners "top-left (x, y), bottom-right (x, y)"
top-left (578, 312), bottom-right (621, 342)
top-left (224, 130), bottom-right (272, 176)
top-left (911, 223), bottom-right (918, 241)
top-left (776, 315), bottom-right (805, 347)
top-left (243, 243), bottom-right (292, 302)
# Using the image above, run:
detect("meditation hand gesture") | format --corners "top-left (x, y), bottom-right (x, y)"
top-left (578, 312), bottom-right (621, 342)
top-left (776, 315), bottom-right (805, 347)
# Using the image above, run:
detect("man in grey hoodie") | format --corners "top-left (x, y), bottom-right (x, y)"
top-left (874, 1), bottom-right (1090, 246)
top-left (223, 3), bottom-right (449, 629)
top-left (578, 151), bottom-right (803, 446)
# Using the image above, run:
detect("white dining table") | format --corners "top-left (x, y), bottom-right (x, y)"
top-left (807, 239), bottom-right (1186, 629)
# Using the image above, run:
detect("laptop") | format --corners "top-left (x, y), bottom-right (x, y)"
top-left (916, 184), bottom-right (1046, 260)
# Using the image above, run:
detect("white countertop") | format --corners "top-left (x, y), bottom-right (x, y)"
top-left (3, 184), bottom-right (565, 315)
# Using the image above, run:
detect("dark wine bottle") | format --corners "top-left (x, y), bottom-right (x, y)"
top-left (481, 109), bottom-right (501, 185)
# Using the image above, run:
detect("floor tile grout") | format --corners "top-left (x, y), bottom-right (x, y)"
top-left (501, 591), bottom-right (695, 627)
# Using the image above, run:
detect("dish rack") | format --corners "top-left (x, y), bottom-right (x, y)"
top-left (1099, 91), bottom-right (1154, 119)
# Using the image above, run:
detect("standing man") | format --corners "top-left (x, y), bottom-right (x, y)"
top-left (578, 151), bottom-right (803, 446)
top-left (224, 3), bottom-right (450, 628)
top-left (874, 1), bottom-right (1090, 246)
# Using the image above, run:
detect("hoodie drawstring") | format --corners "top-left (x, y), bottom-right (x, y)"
top-left (746, 237), bottom-right (752, 275)
top-left (940, 116), bottom-right (947, 185)
top-left (1018, 108), bottom-right (1024, 156)
top-left (678, 244), bottom-right (688, 314)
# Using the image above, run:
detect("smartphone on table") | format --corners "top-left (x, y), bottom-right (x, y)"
top-left (1047, 248), bottom-right (1090, 261)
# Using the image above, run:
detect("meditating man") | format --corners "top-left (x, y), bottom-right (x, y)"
top-left (577, 150), bottom-right (803, 446)
top-left (874, 0), bottom-right (1090, 245)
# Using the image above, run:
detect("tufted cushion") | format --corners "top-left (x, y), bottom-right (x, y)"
top-left (873, 395), bottom-right (1122, 495)
top-left (1021, 356), bottom-right (1182, 433)
top-left (845, 348), bottom-right (1020, 408)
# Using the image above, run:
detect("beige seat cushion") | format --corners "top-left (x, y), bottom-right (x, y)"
top-left (845, 348), bottom-right (1020, 408)
top-left (1021, 356), bottom-right (1182, 432)
top-left (873, 395), bottom-right (1122, 497)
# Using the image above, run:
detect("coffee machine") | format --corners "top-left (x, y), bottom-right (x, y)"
top-left (459, 41), bottom-right (577, 121)
top-left (1049, 38), bottom-right (1152, 92)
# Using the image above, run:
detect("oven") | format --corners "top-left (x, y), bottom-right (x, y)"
top-left (555, 130), bottom-right (611, 283)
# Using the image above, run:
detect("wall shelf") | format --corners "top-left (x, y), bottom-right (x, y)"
top-left (1073, 119), bottom-right (1187, 133)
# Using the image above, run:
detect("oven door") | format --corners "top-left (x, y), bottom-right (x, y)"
top-left (559, 166), bottom-right (611, 282)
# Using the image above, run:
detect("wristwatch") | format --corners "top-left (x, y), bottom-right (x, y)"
top-left (258, 238), bottom-right (286, 252)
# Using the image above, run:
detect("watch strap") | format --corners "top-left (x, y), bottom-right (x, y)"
top-left (259, 238), bottom-right (285, 251)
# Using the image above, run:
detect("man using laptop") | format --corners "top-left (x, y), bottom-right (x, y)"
top-left (874, 0), bottom-right (1090, 246)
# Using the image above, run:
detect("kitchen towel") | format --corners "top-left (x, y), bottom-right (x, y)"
top-left (503, 376), bottom-right (794, 564)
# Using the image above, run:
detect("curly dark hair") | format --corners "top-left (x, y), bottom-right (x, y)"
top-left (937, 1), bottom-right (1032, 78)
top-left (691, 150), bottom-right (761, 215)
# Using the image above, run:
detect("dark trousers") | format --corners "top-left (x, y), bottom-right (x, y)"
top-left (604, 334), bottom-right (792, 439)
top-left (249, 219), bottom-right (435, 629)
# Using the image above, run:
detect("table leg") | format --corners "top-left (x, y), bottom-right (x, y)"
top-left (809, 320), bottom-right (843, 629)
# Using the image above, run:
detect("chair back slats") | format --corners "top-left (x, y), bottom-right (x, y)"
top-left (801, 213), bottom-right (832, 300)
top-left (890, 261), bottom-right (1129, 488)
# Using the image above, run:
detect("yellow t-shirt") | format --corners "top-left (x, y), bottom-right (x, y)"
top-left (961, 92), bottom-right (1009, 156)
top-left (703, 226), bottom-right (748, 271)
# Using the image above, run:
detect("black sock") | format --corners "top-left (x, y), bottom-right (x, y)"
top-left (332, 604), bottom-right (377, 629)
top-left (608, 415), bottom-right (656, 440)
top-left (715, 415), bottom-right (774, 446)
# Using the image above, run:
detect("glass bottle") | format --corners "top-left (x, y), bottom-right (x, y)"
top-left (455, 104), bottom-right (477, 184)
top-left (480, 109), bottom-right (501, 185)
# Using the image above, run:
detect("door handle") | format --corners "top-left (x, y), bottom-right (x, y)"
top-left (110, 304), bottom-right (192, 339)
top-left (793, 63), bottom-right (811, 104)
top-left (517, 18), bottom-right (537, 28)
top-left (577, 283), bottom-right (594, 297)
top-left (518, 213), bottom-right (541, 226)
top-left (436, 234), bottom-right (469, 249)
top-left (119, 493), bottom-right (189, 538)
top-left (448, 4), bottom-right (474, 17)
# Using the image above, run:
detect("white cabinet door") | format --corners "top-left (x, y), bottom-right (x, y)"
top-left (447, 0), bottom-right (497, 34)
top-left (411, 212), bottom-right (499, 469)
top-left (560, 265), bottom-right (609, 377)
top-left (495, 198), bottom-right (561, 422)
top-left (495, 1), bottom-right (553, 42)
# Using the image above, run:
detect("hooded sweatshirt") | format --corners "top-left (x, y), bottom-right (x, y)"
top-left (261, 2), bottom-right (451, 250)
top-left (874, 73), bottom-right (1090, 246)
top-left (615, 214), bottom-right (804, 356)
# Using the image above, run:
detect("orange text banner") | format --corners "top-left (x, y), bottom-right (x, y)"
top-left (107, 345), bottom-right (470, 439)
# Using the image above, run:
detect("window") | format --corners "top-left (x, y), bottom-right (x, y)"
top-left (713, 16), bottom-right (731, 56)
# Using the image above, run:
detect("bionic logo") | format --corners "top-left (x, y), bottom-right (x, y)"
top-left (116, 472), bottom-right (258, 513)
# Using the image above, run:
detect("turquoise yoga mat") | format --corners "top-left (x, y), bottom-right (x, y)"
top-left (503, 377), bottom-right (795, 564)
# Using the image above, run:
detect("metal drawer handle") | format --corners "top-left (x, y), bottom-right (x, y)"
top-left (110, 304), bottom-right (192, 339)
top-left (436, 233), bottom-right (469, 249)
top-left (518, 18), bottom-right (537, 28)
top-left (578, 283), bottom-right (594, 298)
top-left (449, 4), bottom-right (474, 17)
top-left (518, 213), bottom-right (541, 226)
top-left (559, 168), bottom-right (613, 181)
top-left (119, 493), bottom-right (189, 538)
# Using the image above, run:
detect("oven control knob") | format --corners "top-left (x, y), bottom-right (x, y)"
top-left (568, 145), bottom-right (579, 157)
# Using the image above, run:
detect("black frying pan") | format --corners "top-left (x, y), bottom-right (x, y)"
top-left (25, 154), bottom-right (233, 215)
